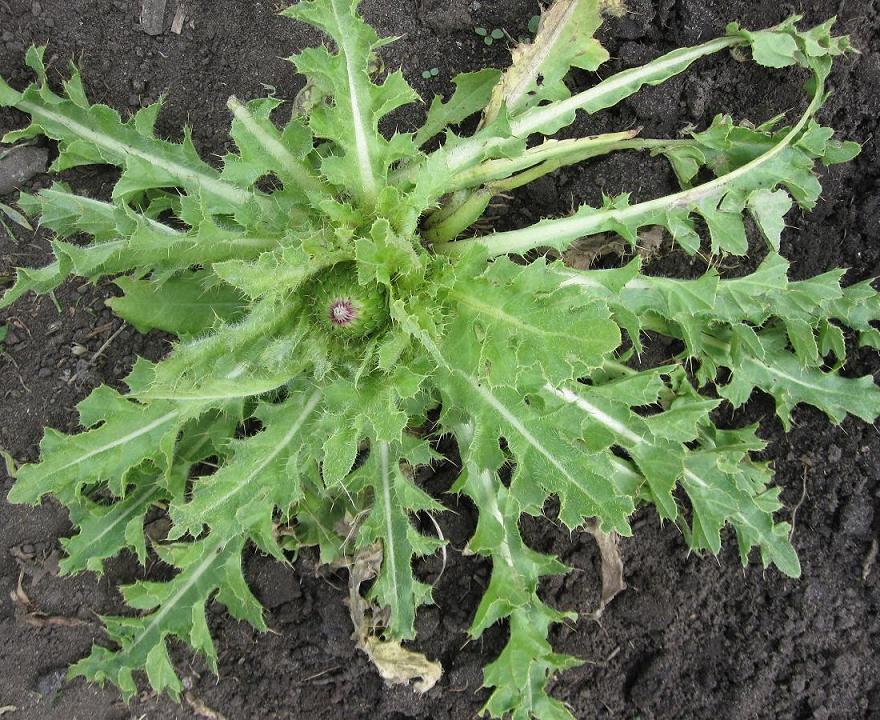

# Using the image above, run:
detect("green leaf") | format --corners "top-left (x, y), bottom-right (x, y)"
top-left (69, 535), bottom-right (264, 701)
top-left (357, 441), bottom-right (444, 638)
top-left (482, 0), bottom-right (608, 124)
top-left (447, 257), bottom-right (621, 386)
top-left (747, 188), bottom-right (791, 250)
top-left (224, 95), bottom-right (327, 202)
top-left (437, 18), bottom-right (851, 258)
top-left (0, 200), bottom-right (33, 231)
top-left (3, 62), bottom-right (251, 213)
top-left (109, 272), bottom-right (246, 337)
top-left (169, 388), bottom-right (322, 557)
top-left (61, 473), bottom-right (163, 574)
top-left (414, 69), bottom-right (501, 147)
top-left (450, 423), bottom-right (577, 720)
top-left (9, 387), bottom-right (193, 505)
top-left (681, 426), bottom-right (800, 577)
top-left (748, 30), bottom-right (800, 68)
top-left (709, 329), bottom-right (880, 429)
top-left (436, 356), bottom-right (634, 535)
top-left (283, 0), bottom-right (419, 206)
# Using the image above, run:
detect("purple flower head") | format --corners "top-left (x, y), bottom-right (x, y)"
top-left (328, 297), bottom-right (357, 326)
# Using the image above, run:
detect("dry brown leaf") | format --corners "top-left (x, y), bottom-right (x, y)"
top-left (10, 572), bottom-right (88, 628)
top-left (185, 691), bottom-right (227, 720)
top-left (584, 519), bottom-right (626, 619)
top-left (363, 636), bottom-right (443, 694)
top-left (336, 544), bottom-right (442, 694)
top-left (562, 233), bottom-right (625, 269)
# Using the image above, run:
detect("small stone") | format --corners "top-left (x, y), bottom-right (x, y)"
top-left (0, 146), bottom-right (49, 195)
top-left (128, 94), bottom-right (140, 107)
top-left (827, 444), bottom-right (842, 463)
top-left (31, 1), bottom-right (42, 16)
top-left (38, 367), bottom-right (53, 378)
top-left (1, 31), bottom-right (13, 42)
top-left (4, 331), bottom-right (19, 346)
top-left (140, 0), bottom-right (168, 35)
top-left (36, 668), bottom-right (64, 696)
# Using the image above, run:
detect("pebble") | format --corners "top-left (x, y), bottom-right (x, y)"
top-left (4, 331), bottom-right (19, 346)
top-left (38, 367), bottom-right (53, 378)
top-left (36, 668), bottom-right (64, 696)
top-left (827, 444), bottom-right (842, 463)
top-left (0, 146), bottom-right (49, 195)
top-left (31, 0), bottom-right (41, 16)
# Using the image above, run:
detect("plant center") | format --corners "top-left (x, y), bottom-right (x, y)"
top-left (329, 298), bottom-right (357, 326)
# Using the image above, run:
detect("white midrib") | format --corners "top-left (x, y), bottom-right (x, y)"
top-left (43, 189), bottom-right (177, 237)
top-left (227, 97), bottom-right (323, 197)
top-left (510, 37), bottom-right (736, 138)
top-left (439, 64), bottom-right (824, 257)
top-left (559, 273), bottom-right (652, 292)
top-left (443, 36), bottom-right (739, 175)
top-left (682, 467), bottom-right (761, 535)
top-left (52, 410), bottom-right (180, 474)
top-left (545, 384), bottom-right (644, 447)
top-left (121, 538), bottom-right (227, 660)
top-left (192, 388), bottom-right (322, 519)
top-left (464, 375), bottom-right (606, 509)
top-left (747, 357), bottom-right (831, 395)
top-left (479, 468), bottom-right (515, 568)
top-left (19, 99), bottom-right (249, 205)
top-left (330, 0), bottom-right (377, 205)
top-left (86, 484), bottom-right (158, 548)
top-left (500, 0), bottom-right (580, 115)
top-left (378, 442), bottom-right (400, 602)
top-left (450, 288), bottom-right (588, 343)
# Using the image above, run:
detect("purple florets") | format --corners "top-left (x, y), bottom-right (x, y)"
top-left (329, 298), bottom-right (357, 326)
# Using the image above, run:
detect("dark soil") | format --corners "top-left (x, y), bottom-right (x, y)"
top-left (1, 0), bottom-right (879, 719)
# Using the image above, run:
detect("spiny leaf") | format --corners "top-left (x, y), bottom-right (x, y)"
top-left (61, 473), bottom-right (164, 575)
top-left (482, 0), bottom-right (608, 125)
top-left (108, 271), bottom-right (246, 337)
top-left (415, 69), bottom-right (501, 148)
top-left (1, 52), bottom-right (251, 213)
top-left (8, 387), bottom-right (194, 505)
top-left (446, 256), bottom-right (621, 387)
top-left (169, 388), bottom-right (323, 557)
top-left (283, 0), bottom-right (419, 205)
top-left (708, 328), bottom-right (880, 429)
top-left (681, 425), bottom-right (800, 577)
top-left (0, 4), bottom-right (873, 717)
top-left (69, 535), bottom-right (264, 701)
top-left (436, 356), bottom-right (635, 535)
top-left (356, 442), bottom-right (444, 638)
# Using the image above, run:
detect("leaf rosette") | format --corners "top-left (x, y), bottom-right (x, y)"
top-left (0, 2), bottom-right (877, 718)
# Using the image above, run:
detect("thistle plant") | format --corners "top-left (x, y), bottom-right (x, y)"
top-left (1, 1), bottom-right (877, 717)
